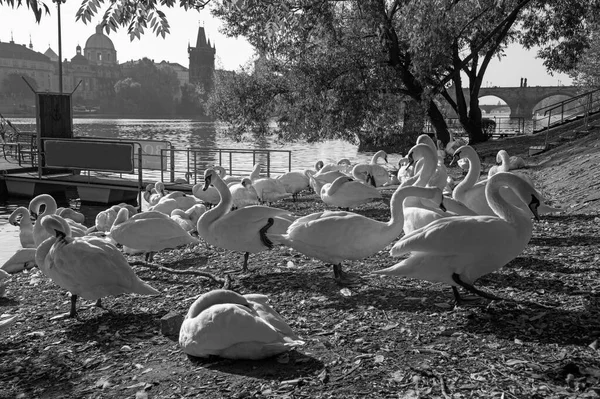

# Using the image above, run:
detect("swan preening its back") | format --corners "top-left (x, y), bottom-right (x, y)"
top-left (179, 289), bottom-right (303, 359)
top-left (35, 214), bottom-right (160, 317)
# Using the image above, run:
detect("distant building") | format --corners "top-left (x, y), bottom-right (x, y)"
top-left (155, 60), bottom-right (189, 86)
top-left (0, 38), bottom-right (55, 92)
top-left (188, 26), bottom-right (216, 93)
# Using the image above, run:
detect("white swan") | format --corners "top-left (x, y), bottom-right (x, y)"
top-left (229, 177), bottom-right (260, 209)
top-left (487, 150), bottom-right (532, 185)
top-left (452, 145), bottom-right (561, 215)
top-left (351, 150), bottom-right (391, 187)
top-left (57, 208), bottom-right (86, 225)
top-left (1, 248), bottom-right (37, 273)
top-left (249, 163), bottom-right (292, 204)
top-left (320, 175), bottom-right (382, 209)
top-left (212, 165), bottom-right (242, 185)
top-left (144, 182), bottom-right (164, 206)
top-left (416, 134), bottom-right (448, 191)
top-left (35, 214), bottom-right (160, 317)
top-left (0, 269), bottom-right (10, 296)
top-left (9, 207), bottom-right (35, 248)
top-left (196, 168), bottom-right (296, 272)
top-left (29, 194), bottom-right (87, 247)
top-left (179, 289), bottom-right (304, 359)
top-left (171, 204), bottom-right (207, 233)
top-left (192, 179), bottom-right (221, 207)
top-left (267, 185), bottom-right (445, 283)
top-left (307, 169), bottom-right (348, 192)
top-left (109, 208), bottom-right (199, 261)
top-left (373, 172), bottom-right (541, 303)
top-left (275, 170), bottom-right (310, 201)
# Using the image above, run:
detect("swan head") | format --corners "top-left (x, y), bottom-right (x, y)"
top-left (240, 177), bottom-right (253, 188)
top-left (315, 160), bottom-right (324, 171)
top-left (416, 134), bottom-right (437, 152)
top-left (451, 145), bottom-right (473, 166)
top-left (9, 207), bottom-right (29, 226)
top-left (337, 158), bottom-right (351, 166)
top-left (40, 214), bottom-right (70, 239)
top-left (155, 182), bottom-right (166, 196)
top-left (496, 150), bottom-right (509, 165)
top-left (203, 168), bottom-right (221, 191)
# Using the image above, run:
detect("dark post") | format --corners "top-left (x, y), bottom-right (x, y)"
top-left (55, 0), bottom-right (64, 93)
top-left (520, 78), bottom-right (523, 87)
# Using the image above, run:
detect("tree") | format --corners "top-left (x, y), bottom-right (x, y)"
top-left (117, 58), bottom-right (180, 115)
top-left (2, 73), bottom-right (38, 99)
top-left (178, 83), bottom-right (205, 116)
top-left (569, 24), bottom-right (600, 89)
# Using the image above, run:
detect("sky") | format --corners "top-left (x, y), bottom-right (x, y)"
top-left (1, 2), bottom-right (574, 85)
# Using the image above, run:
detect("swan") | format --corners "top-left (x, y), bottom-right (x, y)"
top-left (144, 183), bottom-right (164, 206)
top-left (212, 165), bottom-right (242, 185)
top-left (94, 205), bottom-right (123, 232)
top-left (315, 159), bottom-right (353, 174)
top-left (170, 204), bottom-right (207, 233)
top-left (29, 194), bottom-right (87, 246)
top-left (487, 150), bottom-right (532, 185)
top-left (35, 214), bottom-right (160, 317)
top-left (351, 150), bottom-right (391, 187)
top-left (1, 248), bottom-right (37, 273)
top-left (275, 170), bottom-right (310, 201)
top-left (373, 172), bottom-right (541, 303)
top-left (197, 168), bottom-right (296, 272)
top-left (57, 208), bottom-right (86, 225)
top-left (307, 169), bottom-right (348, 192)
top-left (179, 289), bottom-right (304, 359)
top-left (416, 134), bottom-right (448, 191)
top-left (229, 177), bottom-right (260, 209)
top-left (267, 185), bottom-right (445, 283)
top-left (192, 179), bottom-right (221, 207)
top-left (249, 163), bottom-right (292, 204)
top-left (320, 176), bottom-right (383, 209)
top-left (452, 145), bottom-right (561, 215)
top-left (110, 208), bottom-right (199, 261)
top-left (9, 207), bottom-right (35, 248)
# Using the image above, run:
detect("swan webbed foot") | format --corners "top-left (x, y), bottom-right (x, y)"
top-left (332, 264), bottom-right (357, 285)
top-left (258, 218), bottom-right (275, 249)
top-left (452, 286), bottom-right (488, 307)
top-left (451, 273), bottom-right (502, 302)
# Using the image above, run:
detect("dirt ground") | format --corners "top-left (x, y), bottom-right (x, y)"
top-left (1, 127), bottom-right (599, 399)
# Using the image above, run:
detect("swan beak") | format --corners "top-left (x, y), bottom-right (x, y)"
top-left (406, 153), bottom-right (415, 168)
top-left (10, 221), bottom-right (20, 227)
top-left (30, 211), bottom-right (38, 220)
top-left (384, 155), bottom-right (389, 163)
top-left (439, 200), bottom-right (447, 213)
top-left (54, 229), bottom-right (66, 238)
top-left (203, 175), bottom-right (212, 191)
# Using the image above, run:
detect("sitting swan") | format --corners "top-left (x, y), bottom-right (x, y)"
top-left (9, 207), bottom-right (35, 248)
top-left (35, 214), bottom-right (160, 317)
top-left (109, 208), bottom-right (199, 261)
top-left (179, 289), bottom-right (304, 359)
top-left (351, 150), bottom-right (391, 187)
top-left (267, 185), bottom-right (445, 283)
top-left (228, 177), bottom-right (260, 209)
top-left (487, 149), bottom-right (532, 185)
top-left (197, 168), bottom-right (296, 272)
top-left (275, 170), bottom-right (310, 201)
top-left (452, 145), bottom-right (561, 215)
top-left (249, 163), bottom-right (292, 204)
top-left (171, 204), bottom-right (207, 233)
top-left (29, 194), bottom-right (87, 247)
top-left (320, 175), bottom-right (382, 210)
top-left (373, 172), bottom-right (541, 304)
top-left (416, 134), bottom-right (448, 191)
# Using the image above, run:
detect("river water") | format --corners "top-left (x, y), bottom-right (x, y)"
top-left (0, 117), bottom-right (402, 265)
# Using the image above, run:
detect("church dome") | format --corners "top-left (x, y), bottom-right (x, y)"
top-left (85, 25), bottom-right (115, 50)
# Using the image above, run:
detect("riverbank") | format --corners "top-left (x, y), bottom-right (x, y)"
top-left (1, 127), bottom-right (599, 398)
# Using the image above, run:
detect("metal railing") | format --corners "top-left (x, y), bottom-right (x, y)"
top-left (424, 116), bottom-right (525, 139)
top-left (159, 147), bottom-right (293, 184)
top-left (532, 88), bottom-right (600, 133)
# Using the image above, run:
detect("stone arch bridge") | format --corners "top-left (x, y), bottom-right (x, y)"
top-left (454, 86), bottom-right (580, 118)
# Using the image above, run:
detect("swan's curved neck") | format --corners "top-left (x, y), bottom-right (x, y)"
top-left (371, 151), bottom-right (385, 164)
top-left (250, 164), bottom-right (261, 181)
top-left (187, 290), bottom-right (249, 318)
top-left (453, 150), bottom-right (481, 200)
top-left (325, 178), bottom-right (347, 195)
top-left (486, 173), bottom-right (531, 229)
top-left (499, 151), bottom-right (510, 166)
top-left (31, 195), bottom-right (57, 217)
top-left (202, 175), bottom-right (233, 224)
top-left (413, 152), bottom-right (436, 187)
top-left (388, 186), bottom-right (435, 229)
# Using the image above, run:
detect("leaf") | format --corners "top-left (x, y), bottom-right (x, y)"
top-left (506, 359), bottom-right (528, 366)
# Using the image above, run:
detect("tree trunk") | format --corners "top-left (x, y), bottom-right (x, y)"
top-left (461, 95), bottom-right (488, 144)
top-left (427, 100), bottom-right (450, 146)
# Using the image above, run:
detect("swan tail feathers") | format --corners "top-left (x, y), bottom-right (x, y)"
top-left (538, 203), bottom-right (563, 215)
top-left (371, 254), bottom-right (426, 277)
top-left (132, 279), bottom-right (161, 296)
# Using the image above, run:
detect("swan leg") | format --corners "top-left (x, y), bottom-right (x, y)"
top-left (258, 218), bottom-right (275, 249)
top-left (70, 294), bottom-right (79, 318)
top-left (332, 264), bottom-right (356, 285)
top-left (242, 252), bottom-right (250, 272)
top-left (451, 273), bottom-right (502, 301)
top-left (451, 286), bottom-right (484, 306)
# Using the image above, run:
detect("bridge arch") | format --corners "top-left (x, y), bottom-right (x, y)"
top-left (451, 86), bottom-right (580, 118)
